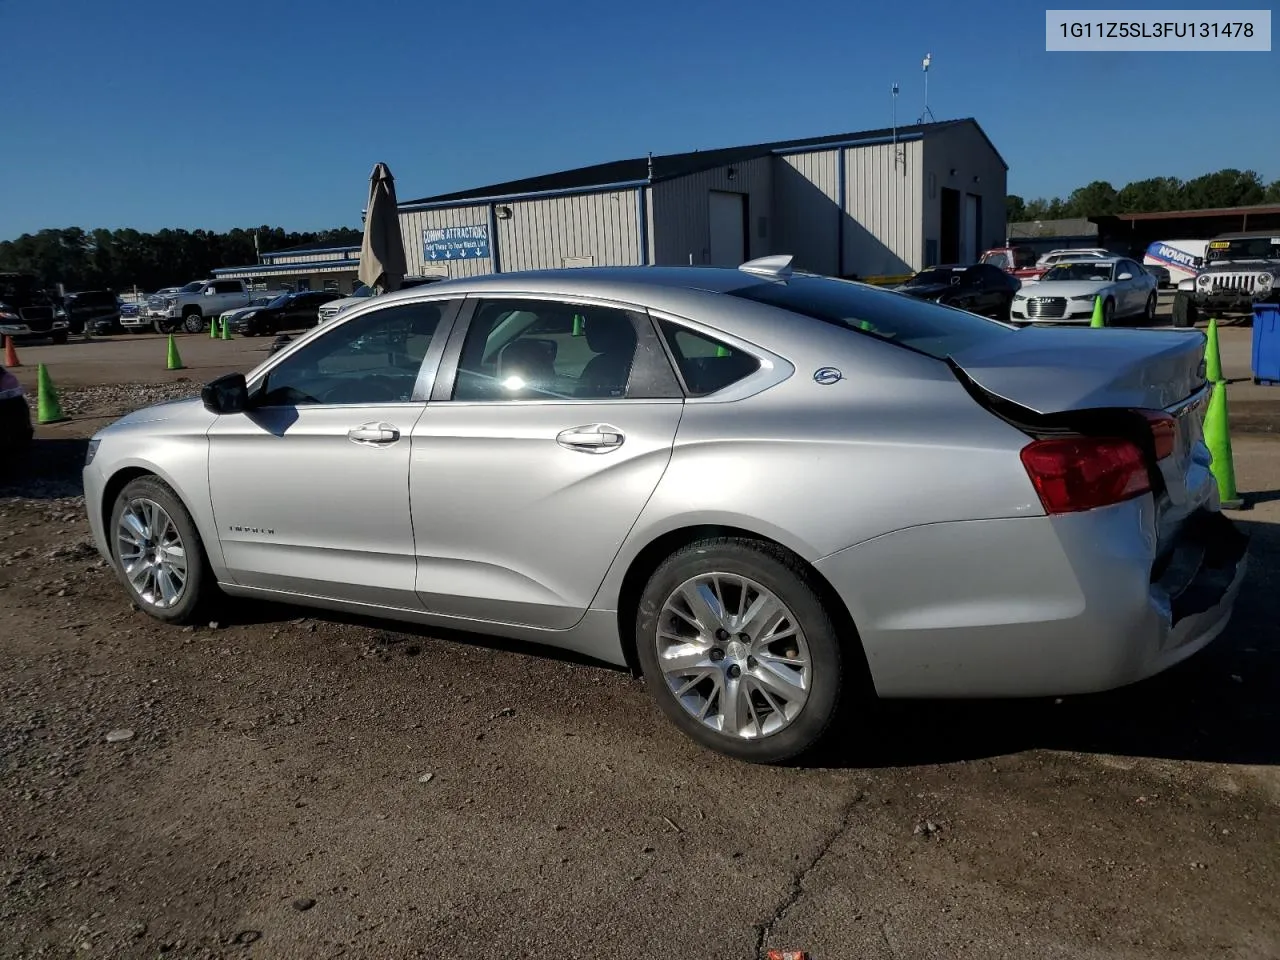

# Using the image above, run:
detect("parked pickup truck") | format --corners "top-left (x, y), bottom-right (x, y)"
top-left (143, 279), bottom-right (271, 334)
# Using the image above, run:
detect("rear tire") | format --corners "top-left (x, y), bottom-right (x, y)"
top-left (1102, 297), bottom-right (1115, 326)
top-left (635, 537), bottom-right (848, 764)
top-left (108, 476), bottom-right (212, 625)
top-left (51, 331), bottom-right (68, 345)
top-left (1143, 293), bottom-right (1157, 325)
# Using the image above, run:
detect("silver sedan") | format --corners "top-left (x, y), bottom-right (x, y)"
top-left (82, 257), bottom-right (1248, 763)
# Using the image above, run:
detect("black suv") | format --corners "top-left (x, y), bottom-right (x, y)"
top-left (60, 290), bottom-right (120, 335)
top-left (0, 273), bottom-right (68, 344)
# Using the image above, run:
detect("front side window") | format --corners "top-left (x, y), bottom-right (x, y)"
top-left (258, 300), bottom-right (448, 406)
top-left (981, 251), bottom-right (1010, 270)
top-left (452, 299), bottom-right (648, 401)
top-left (214, 281), bottom-right (243, 294)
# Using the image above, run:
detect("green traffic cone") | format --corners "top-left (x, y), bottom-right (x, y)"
top-left (1204, 317), bottom-right (1223, 383)
top-left (572, 314), bottom-right (584, 337)
top-left (1090, 296), bottom-right (1105, 328)
top-left (166, 334), bottom-right (184, 370)
top-left (1204, 379), bottom-right (1243, 509)
top-left (36, 363), bottom-right (68, 424)
top-left (221, 318), bottom-right (231, 340)
top-left (210, 316), bottom-right (217, 338)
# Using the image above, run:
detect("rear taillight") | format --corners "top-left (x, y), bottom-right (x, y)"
top-left (1020, 436), bottom-right (1151, 514)
top-left (1140, 410), bottom-right (1177, 460)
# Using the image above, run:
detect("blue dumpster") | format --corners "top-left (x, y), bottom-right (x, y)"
top-left (1254, 303), bottom-right (1280, 385)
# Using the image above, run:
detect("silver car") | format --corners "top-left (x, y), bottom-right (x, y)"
top-left (82, 256), bottom-right (1248, 763)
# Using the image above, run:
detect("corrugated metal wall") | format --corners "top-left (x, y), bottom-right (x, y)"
top-left (498, 190), bottom-right (639, 271)
top-left (920, 124), bottom-right (1008, 265)
top-left (842, 140), bottom-right (922, 277)
top-left (775, 151), bottom-right (840, 275)
top-left (650, 157), bottom-right (772, 265)
top-left (399, 204), bottom-right (495, 278)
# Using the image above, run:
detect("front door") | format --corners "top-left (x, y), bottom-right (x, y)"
top-left (409, 296), bottom-right (685, 630)
top-left (207, 298), bottom-right (460, 607)
top-left (708, 190), bottom-right (747, 266)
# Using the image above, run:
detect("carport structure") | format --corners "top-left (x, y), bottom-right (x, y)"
top-left (1093, 204), bottom-right (1280, 257)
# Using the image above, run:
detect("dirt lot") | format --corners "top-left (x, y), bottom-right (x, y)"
top-left (2, 327), bottom-right (1278, 959)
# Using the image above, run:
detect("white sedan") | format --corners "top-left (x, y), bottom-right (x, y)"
top-left (1011, 256), bottom-right (1159, 325)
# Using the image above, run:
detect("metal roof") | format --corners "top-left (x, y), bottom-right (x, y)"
top-left (1091, 203), bottom-right (1280, 223)
top-left (400, 118), bottom-right (1005, 208)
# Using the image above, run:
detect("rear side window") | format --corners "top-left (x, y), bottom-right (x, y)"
top-left (658, 320), bottom-right (760, 396)
top-left (727, 275), bottom-right (1014, 361)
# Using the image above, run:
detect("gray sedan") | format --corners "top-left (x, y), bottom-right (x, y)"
top-left (82, 257), bottom-right (1248, 763)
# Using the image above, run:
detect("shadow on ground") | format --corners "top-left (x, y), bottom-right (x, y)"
top-left (0, 438), bottom-right (88, 499)
top-left (206, 517), bottom-right (1280, 770)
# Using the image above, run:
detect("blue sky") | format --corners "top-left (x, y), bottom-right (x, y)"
top-left (1, 0), bottom-right (1276, 239)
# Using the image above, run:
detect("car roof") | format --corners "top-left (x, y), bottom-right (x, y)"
top-left (1045, 256), bottom-right (1122, 266)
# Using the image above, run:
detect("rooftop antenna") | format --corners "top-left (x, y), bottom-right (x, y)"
top-left (891, 82), bottom-right (905, 168)
top-left (647, 151), bottom-right (654, 181)
top-left (918, 53), bottom-right (936, 124)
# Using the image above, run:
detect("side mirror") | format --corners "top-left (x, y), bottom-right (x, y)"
top-left (1117, 272), bottom-right (1133, 281)
top-left (201, 372), bottom-right (249, 414)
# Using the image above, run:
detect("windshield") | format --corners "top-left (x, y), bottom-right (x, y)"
top-left (251, 296), bottom-right (274, 306)
top-left (1206, 237), bottom-right (1280, 261)
top-left (179, 282), bottom-right (204, 294)
top-left (0, 276), bottom-right (38, 302)
top-left (727, 275), bottom-right (1014, 361)
top-left (905, 267), bottom-right (974, 286)
top-left (1041, 262), bottom-right (1115, 282)
top-left (351, 285), bottom-right (376, 298)
top-left (268, 293), bottom-right (292, 308)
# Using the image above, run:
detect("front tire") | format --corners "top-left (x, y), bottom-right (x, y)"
top-left (109, 476), bottom-right (212, 625)
top-left (183, 312), bottom-right (206, 334)
top-left (1143, 293), bottom-right (1157, 325)
top-left (1172, 293), bottom-right (1198, 328)
top-left (51, 330), bottom-right (68, 345)
top-left (635, 537), bottom-right (846, 764)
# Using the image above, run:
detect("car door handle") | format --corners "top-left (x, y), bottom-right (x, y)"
top-left (557, 424), bottom-right (625, 452)
top-left (348, 422), bottom-right (400, 445)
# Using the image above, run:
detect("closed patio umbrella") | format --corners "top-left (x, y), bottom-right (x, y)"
top-left (358, 162), bottom-right (408, 293)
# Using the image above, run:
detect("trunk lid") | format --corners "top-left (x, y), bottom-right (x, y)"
top-left (948, 326), bottom-right (1206, 416)
top-left (949, 326), bottom-right (1215, 548)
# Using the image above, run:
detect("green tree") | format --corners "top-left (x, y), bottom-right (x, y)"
top-left (1064, 180), bottom-right (1119, 217)
top-left (1006, 195), bottom-right (1027, 222)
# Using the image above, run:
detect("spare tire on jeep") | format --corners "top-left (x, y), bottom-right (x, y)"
top-left (1172, 292), bottom-right (1198, 328)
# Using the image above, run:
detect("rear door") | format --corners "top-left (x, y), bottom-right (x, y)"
top-left (408, 296), bottom-right (685, 629)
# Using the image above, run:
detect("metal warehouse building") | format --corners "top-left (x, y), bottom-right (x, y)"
top-left (213, 240), bottom-right (362, 293)
top-left (397, 118), bottom-right (1007, 283)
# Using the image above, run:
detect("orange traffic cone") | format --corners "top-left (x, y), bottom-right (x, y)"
top-left (3, 335), bottom-right (20, 368)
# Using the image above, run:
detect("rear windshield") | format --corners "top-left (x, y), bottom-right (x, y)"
top-left (726, 276), bottom-right (1014, 360)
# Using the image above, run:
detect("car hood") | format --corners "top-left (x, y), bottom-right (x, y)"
top-left (895, 283), bottom-right (954, 300)
top-left (1019, 279), bottom-right (1115, 298)
top-left (1203, 259), bottom-right (1279, 272)
top-left (103, 395), bottom-right (207, 431)
top-left (949, 326), bottom-right (1205, 414)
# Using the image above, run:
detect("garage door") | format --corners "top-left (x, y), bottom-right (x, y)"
top-left (708, 191), bottom-right (746, 266)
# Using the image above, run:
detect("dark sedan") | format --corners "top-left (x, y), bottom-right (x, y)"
top-left (893, 264), bottom-right (1019, 319)
top-left (230, 291), bottom-right (341, 337)
top-left (0, 363), bottom-right (33, 459)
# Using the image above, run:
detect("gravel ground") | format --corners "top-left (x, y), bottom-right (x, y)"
top-left (1, 329), bottom-right (1279, 959)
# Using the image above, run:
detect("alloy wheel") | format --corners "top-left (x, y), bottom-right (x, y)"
top-left (115, 497), bottom-right (188, 609)
top-left (656, 572), bottom-right (811, 740)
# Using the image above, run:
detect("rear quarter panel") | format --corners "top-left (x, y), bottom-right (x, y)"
top-left (593, 321), bottom-right (1046, 608)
